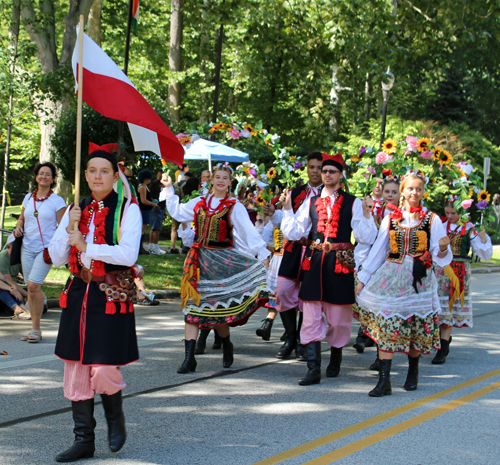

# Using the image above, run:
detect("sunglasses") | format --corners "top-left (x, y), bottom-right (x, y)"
top-left (321, 169), bottom-right (341, 175)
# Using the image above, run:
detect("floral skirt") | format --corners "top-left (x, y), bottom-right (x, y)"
top-left (184, 247), bottom-right (269, 327)
top-left (435, 263), bottom-right (473, 328)
top-left (359, 310), bottom-right (441, 354)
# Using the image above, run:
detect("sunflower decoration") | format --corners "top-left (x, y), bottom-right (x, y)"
top-left (468, 188), bottom-right (474, 199)
top-left (255, 193), bottom-right (265, 206)
top-left (477, 190), bottom-right (491, 203)
top-left (267, 167), bottom-right (277, 179)
top-left (245, 124), bottom-right (258, 137)
top-left (437, 149), bottom-right (453, 165)
top-left (350, 155), bottom-right (361, 163)
top-left (423, 192), bottom-right (429, 200)
top-left (382, 139), bottom-right (397, 154)
top-left (417, 138), bottom-right (430, 152)
top-left (432, 147), bottom-right (443, 161)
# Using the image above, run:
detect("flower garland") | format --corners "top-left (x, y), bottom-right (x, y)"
top-left (315, 193), bottom-right (343, 239)
top-left (68, 199), bottom-right (109, 277)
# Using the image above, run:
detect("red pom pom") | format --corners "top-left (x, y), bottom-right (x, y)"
top-left (302, 258), bottom-right (311, 271)
top-left (105, 301), bottom-right (116, 314)
top-left (120, 302), bottom-right (127, 314)
top-left (128, 301), bottom-right (134, 313)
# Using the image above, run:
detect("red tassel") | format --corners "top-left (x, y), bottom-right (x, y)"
top-left (105, 301), bottom-right (116, 315)
top-left (335, 262), bottom-right (342, 273)
top-left (302, 258), bottom-right (311, 271)
top-left (285, 241), bottom-right (294, 252)
top-left (92, 261), bottom-right (106, 277)
top-left (120, 302), bottom-right (127, 314)
top-left (130, 266), bottom-right (137, 279)
top-left (128, 301), bottom-right (134, 313)
top-left (59, 291), bottom-right (67, 309)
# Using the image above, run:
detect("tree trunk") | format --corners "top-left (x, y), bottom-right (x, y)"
top-left (87, 0), bottom-right (103, 46)
top-left (198, 1), bottom-right (211, 124)
top-left (364, 72), bottom-right (371, 122)
top-left (169, 0), bottom-right (183, 125)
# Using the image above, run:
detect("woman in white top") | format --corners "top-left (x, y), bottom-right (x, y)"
top-left (14, 162), bottom-right (66, 343)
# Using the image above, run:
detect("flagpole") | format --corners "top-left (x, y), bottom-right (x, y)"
top-left (74, 15), bottom-right (84, 230)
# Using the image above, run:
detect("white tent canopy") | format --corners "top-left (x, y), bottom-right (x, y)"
top-left (183, 138), bottom-right (249, 170)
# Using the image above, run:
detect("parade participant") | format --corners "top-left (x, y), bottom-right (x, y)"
top-left (281, 152), bottom-right (376, 385)
top-left (371, 177), bottom-right (384, 217)
top-left (49, 143), bottom-right (142, 462)
top-left (159, 163), bottom-right (271, 373)
top-left (353, 177), bottom-right (400, 354)
top-left (432, 196), bottom-right (493, 364)
top-left (266, 152), bottom-right (323, 360)
top-left (14, 162), bottom-right (66, 342)
top-left (356, 172), bottom-right (452, 397)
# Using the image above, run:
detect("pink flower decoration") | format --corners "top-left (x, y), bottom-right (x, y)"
top-left (406, 136), bottom-right (418, 151)
top-left (461, 199), bottom-right (474, 209)
top-left (249, 168), bottom-right (257, 178)
top-left (420, 150), bottom-right (433, 160)
top-left (375, 152), bottom-right (392, 165)
top-left (367, 166), bottom-right (377, 175)
top-left (362, 173), bottom-right (370, 180)
top-left (228, 127), bottom-right (242, 139)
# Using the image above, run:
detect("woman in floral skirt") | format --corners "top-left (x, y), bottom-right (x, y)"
top-left (356, 172), bottom-right (452, 397)
top-left (160, 163), bottom-right (270, 373)
top-left (432, 196), bottom-right (493, 364)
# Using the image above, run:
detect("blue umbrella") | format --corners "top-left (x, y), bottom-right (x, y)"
top-left (183, 138), bottom-right (249, 170)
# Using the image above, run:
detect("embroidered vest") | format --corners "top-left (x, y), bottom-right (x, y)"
top-left (193, 198), bottom-right (236, 249)
top-left (448, 223), bottom-right (472, 262)
top-left (387, 211), bottom-right (434, 264)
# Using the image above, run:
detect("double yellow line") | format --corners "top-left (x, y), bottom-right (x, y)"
top-left (253, 367), bottom-right (500, 465)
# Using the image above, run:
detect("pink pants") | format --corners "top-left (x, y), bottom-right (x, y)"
top-left (300, 301), bottom-right (353, 348)
top-left (275, 277), bottom-right (303, 312)
top-left (63, 361), bottom-right (126, 402)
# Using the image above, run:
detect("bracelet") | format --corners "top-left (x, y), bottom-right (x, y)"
top-left (438, 248), bottom-right (447, 254)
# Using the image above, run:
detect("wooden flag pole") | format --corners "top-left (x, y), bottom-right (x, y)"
top-left (74, 15), bottom-right (84, 230)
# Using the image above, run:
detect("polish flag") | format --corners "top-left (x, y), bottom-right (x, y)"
top-left (71, 27), bottom-right (184, 166)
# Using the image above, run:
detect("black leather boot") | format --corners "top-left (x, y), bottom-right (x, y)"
top-left (280, 330), bottom-right (287, 342)
top-left (432, 339), bottom-right (450, 365)
top-left (369, 359), bottom-right (392, 397)
top-left (403, 355), bottom-right (419, 391)
top-left (299, 342), bottom-right (322, 385)
top-left (177, 339), bottom-right (197, 373)
top-left (221, 335), bottom-right (234, 368)
top-left (55, 399), bottom-right (96, 462)
top-left (195, 329), bottom-right (211, 355)
top-left (256, 318), bottom-right (274, 341)
top-left (370, 346), bottom-right (380, 371)
top-left (326, 347), bottom-right (343, 377)
top-left (296, 343), bottom-right (307, 362)
top-left (212, 329), bottom-right (222, 349)
top-left (101, 391), bottom-right (126, 452)
top-left (353, 326), bottom-right (368, 353)
top-left (276, 309), bottom-right (297, 359)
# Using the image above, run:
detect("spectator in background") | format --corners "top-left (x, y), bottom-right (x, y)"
top-left (491, 194), bottom-right (500, 230)
top-left (137, 169), bottom-right (160, 255)
top-left (148, 169), bottom-right (167, 255)
top-left (201, 170), bottom-right (212, 185)
top-left (175, 163), bottom-right (189, 183)
top-left (0, 234), bottom-right (28, 303)
top-left (296, 178), bottom-right (304, 188)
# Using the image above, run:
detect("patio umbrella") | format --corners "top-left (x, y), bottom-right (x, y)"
top-left (183, 138), bottom-right (249, 170)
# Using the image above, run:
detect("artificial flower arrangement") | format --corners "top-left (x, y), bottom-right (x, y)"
top-left (347, 136), bottom-right (494, 226)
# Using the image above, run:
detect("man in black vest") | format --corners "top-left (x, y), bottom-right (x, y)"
top-left (264, 152), bottom-right (323, 360)
top-left (49, 144), bottom-right (142, 462)
top-left (281, 152), bottom-right (377, 385)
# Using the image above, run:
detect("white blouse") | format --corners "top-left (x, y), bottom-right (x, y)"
top-left (281, 189), bottom-right (378, 246)
top-left (49, 203), bottom-right (142, 269)
top-left (442, 221), bottom-right (493, 261)
top-left (357, 209), bottom-right (452, 286)
top-left (160, 186), bottom-right (271, 261)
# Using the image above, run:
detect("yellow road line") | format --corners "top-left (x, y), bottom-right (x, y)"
top-left (252, 367), bottom-right (500, 465)
top-left (305, 380), bottom-right (500, 464)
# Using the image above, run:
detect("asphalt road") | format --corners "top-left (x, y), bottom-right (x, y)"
top-left (0, 272), bottom-right (499, 465)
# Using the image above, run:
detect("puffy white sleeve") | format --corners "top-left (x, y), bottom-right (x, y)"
top-left (178, 223), bottom-right (195, 248)
top-left (162, 186), bottom-right (202, 223)
top-left (357, 216), bottom-right (391, 286)
top-left (281, 198), bottom-right (312, 241)
top-left (470, 229), bottom-right (493, 261)
top-left (85, 203), bottom-right (142, 267)
top-left (260, 220), bottom-right (275, 246)
top-left (352, 198), bottom-right (378, 245)
top-left (48, 207), bottom-right (72, 267)
top-left (270, 209), bottom-right (283, 228)
top-left (231, 201), bottom-right (271, 261)
top-left (429, 215), bottom-right (452, 267)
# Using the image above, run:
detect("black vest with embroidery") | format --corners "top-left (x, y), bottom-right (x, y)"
top-left (448, 223), bottom-right (472, 262)
top-left (387, 211), bottom-right (434, 263)
top-left (193, 198), bottom-right (235, 249)
top-left (299, 190), bottom-right (356, 305)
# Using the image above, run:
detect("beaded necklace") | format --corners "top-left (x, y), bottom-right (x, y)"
top-left (32, 189), bottom-right (53, 217)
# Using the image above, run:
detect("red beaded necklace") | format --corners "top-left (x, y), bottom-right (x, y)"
top-left (32, 189), bottom-right (53, 217)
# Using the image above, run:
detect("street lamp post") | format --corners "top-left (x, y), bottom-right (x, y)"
top-left (380, 67), bottom-right (395, 147)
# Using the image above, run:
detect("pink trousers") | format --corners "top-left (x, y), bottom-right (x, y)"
top-left (275, 277), bottom-right (303, 312)
top-left (300, 301), bottom-right (353, 348)
top-left (63, 361), bottom-right (126, 402)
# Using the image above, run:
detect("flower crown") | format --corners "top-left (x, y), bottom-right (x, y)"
top-left (212, 162), bottom-right (234, 177)
top-left (445, 194), bottom-right (460, 202)
top-left (401, 168), bottom-right (429, 185)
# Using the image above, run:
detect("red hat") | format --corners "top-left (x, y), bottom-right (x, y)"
top-left (87, 143), bottom-right (120, 171)
top-left (322, 152), bottom-right (344, 171)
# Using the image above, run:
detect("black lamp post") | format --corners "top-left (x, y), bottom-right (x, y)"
top-left (380, 67), bottom-right (395, 147)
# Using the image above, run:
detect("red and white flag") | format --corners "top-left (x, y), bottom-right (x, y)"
top-left (71, 27), bottom-right (184, 166)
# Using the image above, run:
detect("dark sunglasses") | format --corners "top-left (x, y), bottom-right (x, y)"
top-left (322, 169), bottom-right (341, 174)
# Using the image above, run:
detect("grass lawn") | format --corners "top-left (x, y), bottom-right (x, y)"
top-left (470, 248), bottom-right (500, 267)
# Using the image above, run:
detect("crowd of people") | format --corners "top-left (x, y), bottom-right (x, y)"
top-left (6, 145), bottom-right (494, 462)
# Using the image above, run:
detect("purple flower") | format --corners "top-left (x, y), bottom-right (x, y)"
top-left (293, 161), bottom-right (304, 169)
top-left (359, 146), bottom-right (366, 155)
top-left (477, 200), bottom-right (488, 210)
top-left (249, 168), bottom-right (257, 178)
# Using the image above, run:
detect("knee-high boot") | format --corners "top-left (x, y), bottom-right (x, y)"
top-left (195, 329), bottom-right (211, 355)
top-left (276, 308), bottom-right (297, 359)
top-left (221, 335), bottom-right (234, 368)
top-left (298, 342), bottom-right (322, 385)
top-left (369, 359), bottom-right (392, 397)
top-left (432, 339), bottom-right (450, 364)
top-left (101, 391), bottom-right (126, 452)
top-left (55, 399), bottom-right (96, 462)
top-left (326, 347), bottom-right (342, 377)
top-left (403, 354), bottom-right (419, 391)
top-left (212, 328), bottom-right (222, 349)
top-left (370, 346), bottom-right (380, 371)
top-left (178, 339), bottom-right (197, 373)
top-left (296, 311), bottom-right (307, 361)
